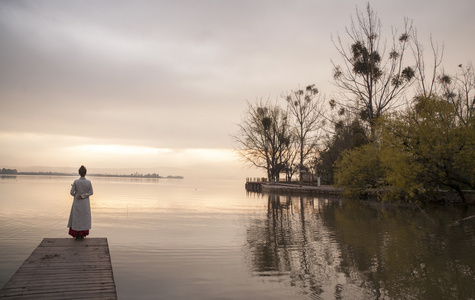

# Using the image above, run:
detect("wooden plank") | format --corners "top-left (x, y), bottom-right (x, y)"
top-left (0, 238), bottom-right (117, 299)
top-left (5, 272), bottom-right (115, 281)
top-left (39, 238), bottom-right (108, 247)
top-left (2, 284), bottom-right (117, 296)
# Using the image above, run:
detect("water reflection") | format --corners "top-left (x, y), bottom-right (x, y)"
top-left (91, 176), bottom-right (160, 184)
top-left (2, 176), bottom-right (474, 299)
top-left (246, 194), bottom-right (475, 299)
top-left (246, 194), bottom-right (359, 299)
top-left (327, 201), bottom-right (475, 299)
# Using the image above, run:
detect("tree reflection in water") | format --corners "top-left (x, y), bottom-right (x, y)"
top-left (244, 194), bottom-right (475, 299)
top-left (245, 194), bottom-right (368, 299)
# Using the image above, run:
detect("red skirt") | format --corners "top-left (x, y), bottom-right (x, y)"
top-left (68, 227), bottom-right (89, 238)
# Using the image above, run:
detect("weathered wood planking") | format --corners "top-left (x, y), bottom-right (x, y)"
top-left (0, 238), bottom-right (117, 299)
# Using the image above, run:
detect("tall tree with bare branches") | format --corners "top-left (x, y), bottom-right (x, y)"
top-left (410, 30), bottom-right (444, 98)
top-left (233, 100), bottom-right (295, 181)
top-left (439, 63), bottom-right (475, 126)
top-left (331, 3), bottom-right (415, 130)
top-left (283, 84), bottom-right (325, 182)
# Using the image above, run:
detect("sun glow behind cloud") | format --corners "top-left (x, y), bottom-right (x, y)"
top-left (66, 144), bottom-right (239, 166)
top-left (72, 145), bottom-right (237, 162)
top-left (77, 144), bottom-right (168, 155)
top-left (0, 131), bottom-right (259, 179)
top-left (65, 144), bottom-right (249, 178)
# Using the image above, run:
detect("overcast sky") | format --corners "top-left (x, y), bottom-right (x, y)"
top-left (1, 0), bottom-right (474, 179)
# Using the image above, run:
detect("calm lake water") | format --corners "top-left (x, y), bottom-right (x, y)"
top-left (1, 175), bottom-right (474, 299)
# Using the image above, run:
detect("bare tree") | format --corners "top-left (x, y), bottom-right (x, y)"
top-left (331, 3), bottom-right (415, 130)
top-left (283, 84), bottom-right (325, 182)
top-left (410, 29), bottom-right (444, 98)
top-left (439, 62), bottom-right (475, 125)
top-left (411, 32), bottom-right (475, 125)
top-left (233, 100), bottom-right (295, 181)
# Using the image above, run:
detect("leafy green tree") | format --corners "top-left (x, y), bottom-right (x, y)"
top-left (380, 96), bottom-right (475, 202)
top-left (335, 96), bottom-right (475, 202)
top-left (334, 143), bottom-right (383, 197)
top-left (315, 113), bottom-right (368, 185)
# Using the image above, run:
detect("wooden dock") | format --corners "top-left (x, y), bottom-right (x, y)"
top-left (0, 238), bottom-right (117, 299)
top-left (245, 181), bottom-right (262, 192)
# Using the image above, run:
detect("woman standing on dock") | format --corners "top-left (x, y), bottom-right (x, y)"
top-left (68, 165), bottom-right (93, 240)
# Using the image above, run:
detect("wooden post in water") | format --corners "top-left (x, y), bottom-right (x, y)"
top-left (0, 238), bottom-right (117, 299)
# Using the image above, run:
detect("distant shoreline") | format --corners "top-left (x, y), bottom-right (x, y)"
top-left (0, 171), bottom-right (183, 179)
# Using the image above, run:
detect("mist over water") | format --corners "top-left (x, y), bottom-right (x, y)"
top-left (1, 176), bottom-right (474, 299)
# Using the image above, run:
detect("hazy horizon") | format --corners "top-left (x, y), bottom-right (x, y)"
top-left (0, 162), bottom-right (264, 180)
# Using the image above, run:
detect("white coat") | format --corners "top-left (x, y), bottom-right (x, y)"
top-left (67, 177), bottom-right (93, 231)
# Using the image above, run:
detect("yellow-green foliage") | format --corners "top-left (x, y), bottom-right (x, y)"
top-left (335, 96), bottom-right (475, 202)
top-left (378, 115), bottom-right (424, 201)
top-left (335, 143), bottom-right (383, 197)
top-left (389, 97), bottom-right (475, 195)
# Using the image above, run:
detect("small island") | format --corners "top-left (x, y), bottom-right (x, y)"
top-left (0, 168), bottom-right (183, 179)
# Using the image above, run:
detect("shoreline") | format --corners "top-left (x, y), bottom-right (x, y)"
top-left (247, 182), bottom-right (475, 204)
top-left (261, 182), bottom-right (343, 196)
top-left (0, 172), bottom-right (183, 179)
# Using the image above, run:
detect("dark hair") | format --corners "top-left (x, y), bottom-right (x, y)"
top-left (78, 165), bottom-right (87, 177)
